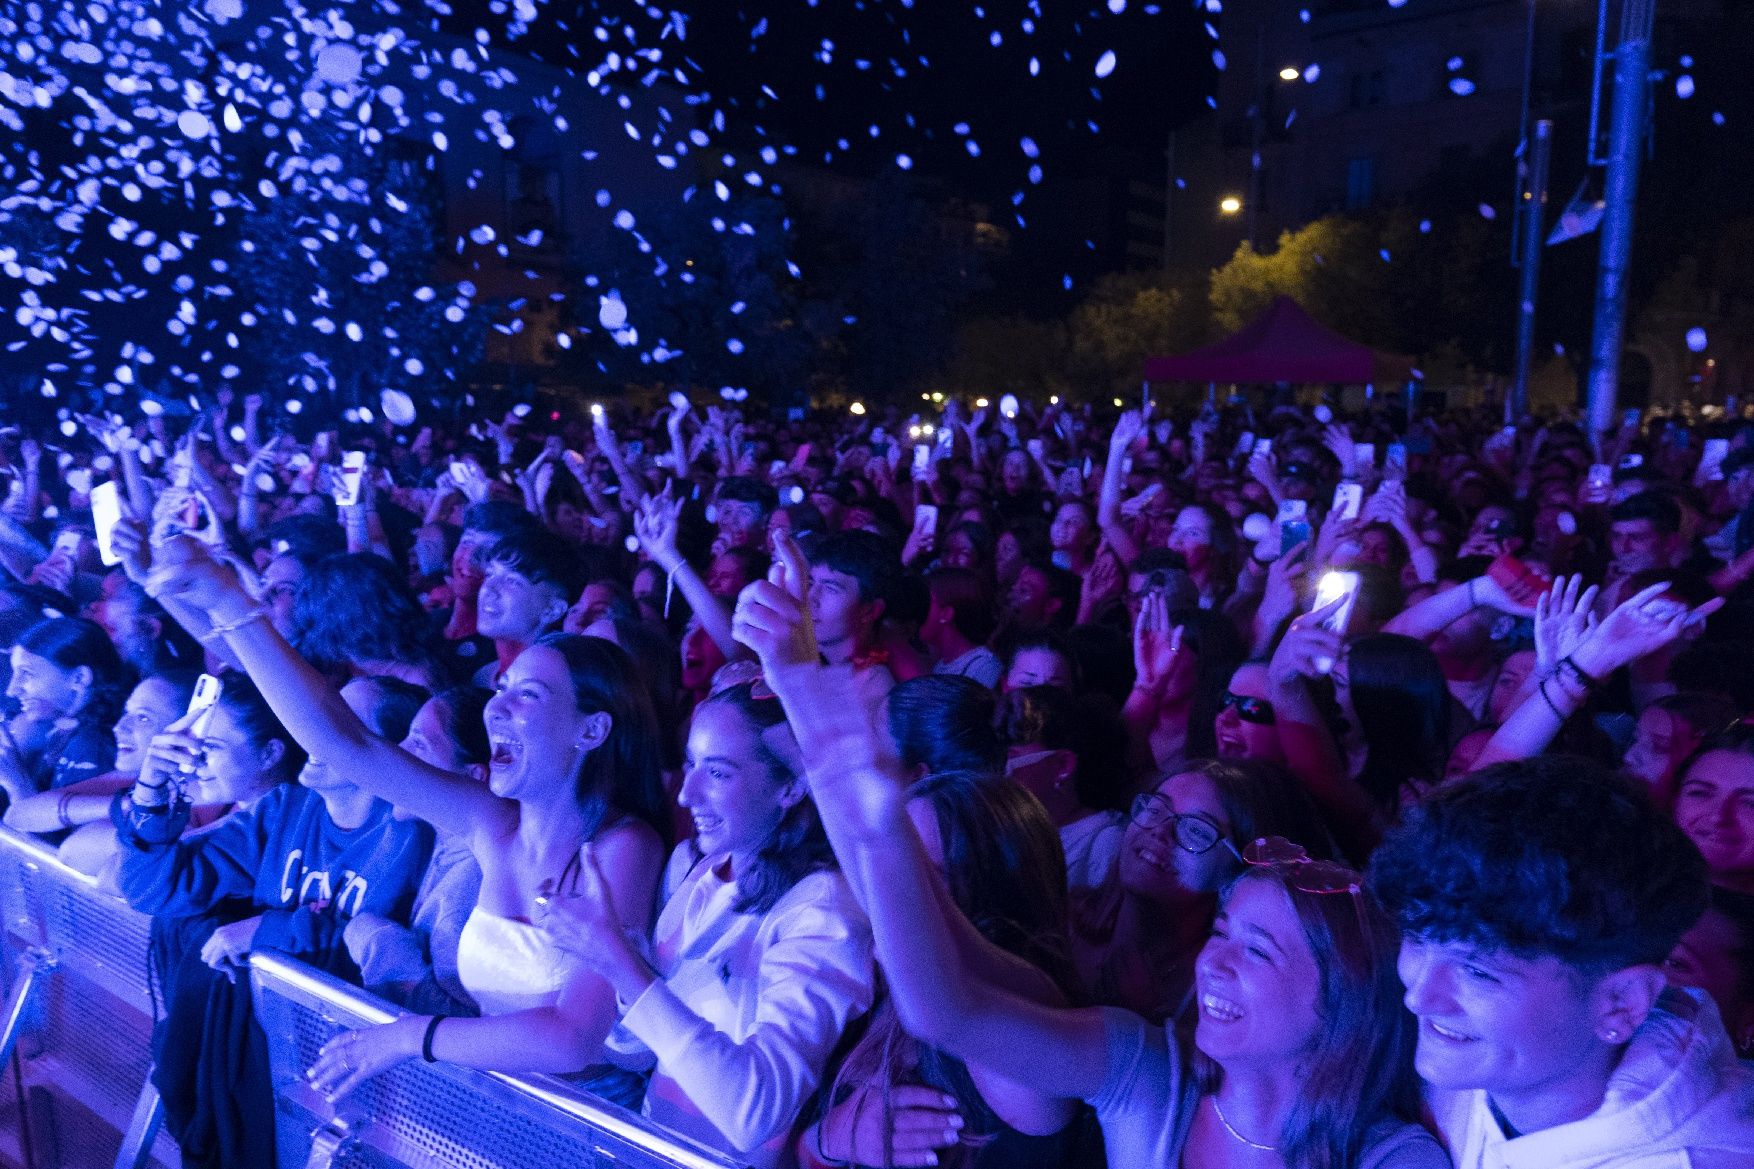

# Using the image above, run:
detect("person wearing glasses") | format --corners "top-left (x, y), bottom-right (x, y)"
top-left (1371, 757), bottom-right (1754, 1167)
top-left (731, 541), bottom-right (1445, 1169)
top-left (1070, 758), bottom-right (1342, 1021)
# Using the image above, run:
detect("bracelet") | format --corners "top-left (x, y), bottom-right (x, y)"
top-left (56, 789), bottom-right (77, 830)
top-left (1557, 655), bottom-right (1603, 690)
top-left (200, 606), bottom-right (268, 644)
top-left (1537, 678), bottom-right (1567, 722)
top-left (421, 1015), bottom-right (444, 1063)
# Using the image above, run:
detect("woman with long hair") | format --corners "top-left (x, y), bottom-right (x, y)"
top-left (0, 615), bottom-right (132, 801)
top-left (803, 772), bottom-right (1080, 1169)
top-left (1332, 633), bottom-right (1452, 811)
top-left (1071, 759), bottom-right (1341, 1022)
top-left (140, 537), bottom-right (670, 1101)
top-left (537, 681), bottom-right (875, 1169)
top-left (733, 538), bottom-right (1444, 1169)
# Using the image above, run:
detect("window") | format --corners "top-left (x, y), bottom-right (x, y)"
top-left (1345, 156), bottom-right (1378, 210)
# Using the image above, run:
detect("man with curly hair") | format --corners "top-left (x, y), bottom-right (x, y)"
top-left (1370, 756), bottom-right (1754, 1167)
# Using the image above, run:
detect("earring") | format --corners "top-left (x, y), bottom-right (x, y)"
top-left (1602, 1029), bottom-right (1620, 1043)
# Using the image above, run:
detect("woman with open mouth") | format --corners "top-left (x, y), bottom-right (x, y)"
top-left (142, 535), bottom-right (673, 1107)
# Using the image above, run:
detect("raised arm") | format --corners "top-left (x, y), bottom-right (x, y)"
top-left (1098, 408), bottom-right (1147, 564)
top-left (635, 492), bottom-right (744, 660)
top-left (733, 534), bottom-right (1115, 1103)
top-left (1474, 581), bottom-right (1718, 769)
top-left (143, 539), bottom-right (514, 842)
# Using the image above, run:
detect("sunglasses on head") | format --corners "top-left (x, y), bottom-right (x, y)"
top-left (1220, 691), bottom-right (1276, 725)
top-left (1232, 836), bottom-right (1362, 895)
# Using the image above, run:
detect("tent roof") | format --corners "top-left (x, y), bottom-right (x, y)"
top-left (1144, 296), bottom-right (1415, 385)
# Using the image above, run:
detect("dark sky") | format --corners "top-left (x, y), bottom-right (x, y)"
top-left (454, 2), bottom-right (1215, 268)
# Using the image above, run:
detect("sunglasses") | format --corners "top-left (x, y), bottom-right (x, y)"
top-left (1220, 691), bottom-right (1276, 725)
top-left (1129, 793), bottom-right (1226, 854)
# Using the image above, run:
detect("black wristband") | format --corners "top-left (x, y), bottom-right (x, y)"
top-left (1558, 655), bottom-right (1603, 690)
top-left (421, 1015), bottom-right (444, 1063)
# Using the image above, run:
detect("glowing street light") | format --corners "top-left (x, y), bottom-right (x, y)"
top-left (1219, 195), bottom-right (1243, 215)
top-left (1279, 66), bottom-right (1301, 81)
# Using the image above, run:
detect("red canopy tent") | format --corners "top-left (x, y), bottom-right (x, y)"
top-left (1143, 296), bottom-right (1416, 385)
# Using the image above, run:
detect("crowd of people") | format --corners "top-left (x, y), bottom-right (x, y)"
top-left (1, 386), bottom-right (1752, 1168)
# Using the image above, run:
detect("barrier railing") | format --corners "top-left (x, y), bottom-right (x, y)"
top-left (0, 828), bottom-right (746, 1169)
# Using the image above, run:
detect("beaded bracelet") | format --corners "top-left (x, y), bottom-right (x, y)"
top-left (56, 788), bottom-right (77, 830)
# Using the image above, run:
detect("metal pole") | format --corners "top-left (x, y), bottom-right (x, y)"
top-left (1511, 119), bottom-right (1553, 420)
top-left (1584, 0), bottom-right (1656, 437)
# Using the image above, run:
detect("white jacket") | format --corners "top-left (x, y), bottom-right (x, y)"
top-left (1429, 987), bottom-right (1754, 1169)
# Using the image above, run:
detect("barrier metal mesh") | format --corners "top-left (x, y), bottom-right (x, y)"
top-left (0, 830), bottom-right (745, 1169)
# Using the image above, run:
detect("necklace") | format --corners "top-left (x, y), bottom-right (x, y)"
top-left (1210, 1093), bottom-right (1278, 1154)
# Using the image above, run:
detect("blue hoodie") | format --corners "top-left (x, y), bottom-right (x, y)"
top-left (113, 783), bottom-right (433, 954)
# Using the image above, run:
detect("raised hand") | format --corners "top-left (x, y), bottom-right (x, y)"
top-left (732, 530), bottom-right (819, 674)
top-left (1270, 597), bottom-right (1348, 683)
top-left (143, 536), bottom-right (252, 615)
top-left (1132, 591), bottom-right (1185, 694)
top-left (1573, 582), bottom-right (1723, 677)
top-left (1533, 573), bottom-right (1599, 675)
top-left (633, 491), bottom-right (685, 570)
top-left (1109, 407), bottom-right (1150, 455)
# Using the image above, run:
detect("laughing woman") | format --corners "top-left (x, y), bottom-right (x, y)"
top-left (536, 681), bottom-right (876, 1169)
top-left (141, 537), bottom-right (669, 1101)
top-left (735, 534), bottom-right (1447, 1169)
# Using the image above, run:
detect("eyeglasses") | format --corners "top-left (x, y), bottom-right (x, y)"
top-left (1220, 691), bottom-right (1276, 725)
top-left (1129, 793), bottom-right (1226, 854)
top-left (1236, 836), bottom-right (1362, 895)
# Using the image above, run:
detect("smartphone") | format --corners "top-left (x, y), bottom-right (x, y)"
top-left (334, 450), bottom-right (367, 507)
top-left (1353, 442), bottom-right (1376, 470)
top-left (1277, 499), bottom-right (1311, 554)
top-left (1587, 463), bottom-right (1613, 491)
top-left (999, 394), bottom-right (1019, 419)
top-left (1141, 380), bottom-right (1152, 412)
top-left (178, 673), bottom-right (225, 777)
top-left (1702, 438), bottom-right (1730, 481)
top-left (1236, 431), bottom-right (1256, 455)
top-left (91, 480), bottom-right (123, 566)
top-left (1311, 570), bottom-right (1362, 671)
top-left (1385, 442), bottom-right (1408, 479)
top-left (913, 443), bottom-right (931, 475)
top-left (53, 528), bottom-right (83, 558)
top-left (448, 461), bottom-right (471, 488)
top-left (1623, 407), bottom-right (1642, 429)
top-left (1253, 438), bottom-right (1273, 461)
top-left (1026, 438), bottom-right (1045, 459)
top-left (1332, 482), bottom-right (1364, 522)
top-left (912, 503), bottom-right (939, 538)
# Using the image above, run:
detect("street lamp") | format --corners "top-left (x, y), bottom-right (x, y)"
top-left (1219, 195), bottom-right (1243, 215)
top-left (1279, 66), bottom-right (1301, 81)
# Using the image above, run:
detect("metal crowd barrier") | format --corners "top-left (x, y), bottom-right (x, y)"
top-left (0, 828), bottom-right (746, 1169)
